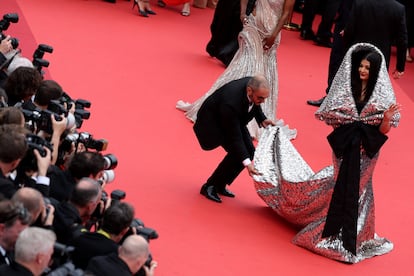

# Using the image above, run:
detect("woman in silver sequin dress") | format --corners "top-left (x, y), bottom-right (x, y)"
top-left (177, 0), bottom-right (297, 139)
top-left (253, 43), bottom-right (401, 263)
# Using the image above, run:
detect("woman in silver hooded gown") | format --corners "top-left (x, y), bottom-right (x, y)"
top-left (177, 0), bottom-right (297, 139)
top-left (253, 43), bottom-right (401, 263)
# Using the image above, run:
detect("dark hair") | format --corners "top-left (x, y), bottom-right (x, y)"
top-left (0, 124), bottom-right (28, 163)
top-left (68, 151), bottom-right (106, 180)
top-left (351, 50), bottom-right (382, 103)
top-left (101, 202), bottom-right (135, 235)
top-left (4, 67), bottom-right (42, 106)
top-left (34, 80), bottom-right (63, 106)
top-left (0, 200), bottom-right (31, 227)
top-left (70, 178), bottom-right (101, 207)
top-left (0, 106), bottom-right (24, 125)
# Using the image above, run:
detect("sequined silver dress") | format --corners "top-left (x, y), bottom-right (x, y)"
top-left (177, 0), bottom-right (296, 139)
top-left (254, 43), bottom-right (400, 263)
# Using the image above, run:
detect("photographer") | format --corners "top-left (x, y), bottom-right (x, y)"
top-left (0, 227), bottom-right (56, 276)
top-left (52, 177), bottom-right (102, 244)
top-left (11, 187), bottom-right (54, 228)
top-left (31, 79), bottom-right (71, 165)
top-left (71, 201), bottom-right (135, 269)
top-left (48, 151), bottom-right (106, 202)
top-left (86, 235), bottom-right (158, 276)
top-left (0, 124), bottom-right (27, 199)
top-left (0, 200), bottom-right (31, 266)
top-left (3, 66), bottom-right (42, 106)
top-left (0, 35), bottom-right (14, 86)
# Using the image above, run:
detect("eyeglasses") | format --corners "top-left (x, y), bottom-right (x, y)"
top-left (0, 205), bottom-right (31, 225)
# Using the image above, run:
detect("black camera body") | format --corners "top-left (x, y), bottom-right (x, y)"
top-left (22, 106), bottom-right (66, 135)
top-left (18, 134), bottom-right (53, 172)
top-left (26, 133), bottom-right (53, 157)
top-left (64, 132), bottom-right (108, 152)
top-left (59, 92), bottom-right (91, 128)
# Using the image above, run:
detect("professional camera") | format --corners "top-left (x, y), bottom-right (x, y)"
top-left (63, 132), bottom-right (108, 152)
top-left (43, 242), bottom-right (84, 276)
top-left (15, 134), bottom-right (53, 173)
top-left (58, 92), bottom-right (91, 128)
top-left (0, 13), bottom-right (19, 49)
top-left (22, 104), bottom-right (75, 135)
top-left (129, 218), bottom-right (159, 241)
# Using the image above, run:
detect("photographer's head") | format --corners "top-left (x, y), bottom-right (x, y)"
top-left (0, 200), bottom-right (31, 251)
top-left (4, 66), bottom-right (42, 106)
top-left (70, 177), bottom-right (102, 221)
top-left (11, 187), bottom-right (47, 226)
top-left (0, 106), bottom-right (24, 126)
top-left (0, 124), bottom-right (28, 174)
top-left (119, 235), bottom-right (150, 274)
top-left (68, 151), bottom-right (106, 181)
top-left (101, 202), bottom-right (135, 243)
top-left (34, 79), bottom-right (63, 109)
top-left (14, 227), bottom-right (56, 276)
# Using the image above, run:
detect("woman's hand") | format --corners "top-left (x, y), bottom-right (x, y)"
top-left (383, 103), bottom-right (401, 120)
top-left (379, 103), bottom-right (401, 134)
top-left (263, 36), bottom-right (275, 50)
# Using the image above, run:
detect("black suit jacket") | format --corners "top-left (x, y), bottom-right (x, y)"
top-left (0, 261), bottom-right (34, 276)
top-left (86, 253), bottom-right (133, 276)
top-left (193, 77), bottom-right (266, 162)
top-left (0, 170), bottom-right (17, 199)
top-left (344, 0), bottom-right (408, 71)
top-left (71, 232), bottom-right (119, 270)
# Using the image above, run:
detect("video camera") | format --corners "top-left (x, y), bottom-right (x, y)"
top-left (0, 13), bottom-right (19, 49)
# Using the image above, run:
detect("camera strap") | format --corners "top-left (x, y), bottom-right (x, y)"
top-left (97, 229), bottom-right (111, 239)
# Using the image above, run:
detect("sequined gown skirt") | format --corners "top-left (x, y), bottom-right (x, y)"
top-left (176, 0), bottom-right (293, 139)
top-left (253, 126), bottom-right (393, 263)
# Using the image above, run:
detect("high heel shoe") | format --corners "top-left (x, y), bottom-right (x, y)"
top-left (145, 9), bottom-right (156, 15)
top-left (133, 0), bottom-right (149, 17)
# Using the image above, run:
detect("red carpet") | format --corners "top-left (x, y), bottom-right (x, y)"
top-left (4, 0), bottom-right (414, 275)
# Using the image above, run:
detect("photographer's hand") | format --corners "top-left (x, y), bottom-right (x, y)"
top-left (143, 260), bottom-right (158, 276)
top-left (43, 204), bottom-right (55, 226)
top-left (50, 115), bottom-right (67, 164)
top-left (33, 146), bottom-right (52, 177)
top-left (0, 35), bottom-right (13, 54)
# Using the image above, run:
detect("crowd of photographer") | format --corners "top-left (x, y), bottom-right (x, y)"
top-left (0, 12), bottom-right (158, 276)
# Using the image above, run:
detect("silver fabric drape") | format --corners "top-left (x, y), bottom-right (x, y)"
top-left (253, 43), bottom-right (398, 263)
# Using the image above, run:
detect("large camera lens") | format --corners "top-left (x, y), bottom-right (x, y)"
top-left (103, 154), bottom-right (118, 170)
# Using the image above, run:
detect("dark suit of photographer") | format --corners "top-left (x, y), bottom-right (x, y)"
top-left (48, 151), bottom-right (106, 202)
top-left (71, 201), bottom-right (134, 270)
top-left (52, 177), bottom-right (102, 244)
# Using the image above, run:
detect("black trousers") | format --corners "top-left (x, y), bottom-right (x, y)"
top-left (301, 0), bottom-right (341, 39)
top-left (206, 126), bottom-right (254, 191)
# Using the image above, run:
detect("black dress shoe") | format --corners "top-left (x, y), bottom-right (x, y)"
top-left (314, 36), bottom-right (332, 48)
top-left (307, 96), bottom-right (326, 107)
top-left (200, 184), bottom-right (222, 203)
top-left (300, 29), bottom-right (315, 40)
top-left (217, 187), bottom-right (235, 198)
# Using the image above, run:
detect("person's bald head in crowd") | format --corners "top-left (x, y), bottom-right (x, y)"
top-left (11, 187), bottom-right (45, 225)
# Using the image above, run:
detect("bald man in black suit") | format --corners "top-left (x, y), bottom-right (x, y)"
top-left (194, 75), bottom-right (275, 203)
